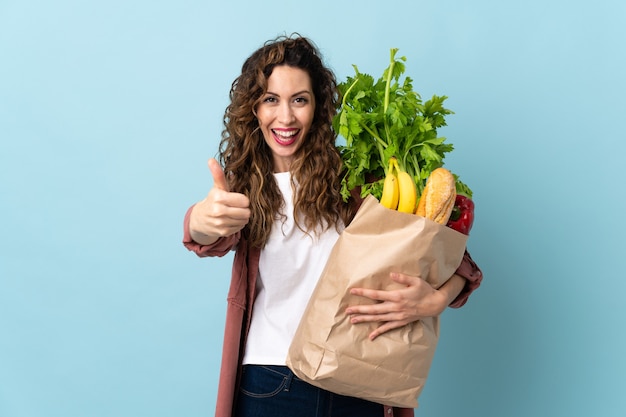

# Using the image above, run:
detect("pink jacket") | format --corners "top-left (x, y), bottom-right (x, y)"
top-left (183, 206), bottom-right (483, 417)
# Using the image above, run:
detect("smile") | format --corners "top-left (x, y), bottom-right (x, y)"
top-left (272, 129), bottom-right (299, 146)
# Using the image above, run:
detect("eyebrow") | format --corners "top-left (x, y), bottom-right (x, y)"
top-left (266, 90), bottom-right (313, 97)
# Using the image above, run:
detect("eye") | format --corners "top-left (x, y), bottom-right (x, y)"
top-left (263, 96), bottom-right (278, 103)
top-left (294, 96), bottom-right (309, 104)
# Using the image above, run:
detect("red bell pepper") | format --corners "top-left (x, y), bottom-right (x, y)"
top-left (446, 195), bottom-right (474, 235)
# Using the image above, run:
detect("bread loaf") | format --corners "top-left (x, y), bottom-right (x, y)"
top-left (415, 168), bottom-right (456, 224)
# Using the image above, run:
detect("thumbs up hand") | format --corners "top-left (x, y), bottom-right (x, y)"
top-left (189, 158), bottom-right (251, 245)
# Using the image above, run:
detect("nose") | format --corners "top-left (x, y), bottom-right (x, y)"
top-left (277, 102), bottom-right (295, 124)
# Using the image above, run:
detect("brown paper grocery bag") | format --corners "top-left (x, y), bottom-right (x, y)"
top-left (286, 195), bottom-right (468, 408)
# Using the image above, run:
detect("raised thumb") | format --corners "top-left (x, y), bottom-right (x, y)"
top-left (208, 158), bottom-right (229, 191)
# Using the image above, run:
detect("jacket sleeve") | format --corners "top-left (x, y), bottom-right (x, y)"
top-left (182, 204), bottom-right (239, 258)
top-left (448, 250), bottom-right (483, 308)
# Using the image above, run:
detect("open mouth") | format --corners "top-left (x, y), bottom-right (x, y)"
top-left (272, 129), bottom-right (299, 146)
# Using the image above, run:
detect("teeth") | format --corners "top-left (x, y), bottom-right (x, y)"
top-left (273, 130), bottom-right (297, 138)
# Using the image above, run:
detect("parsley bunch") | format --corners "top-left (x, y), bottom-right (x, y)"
top-left (333, 48), bottom-right (472, 203)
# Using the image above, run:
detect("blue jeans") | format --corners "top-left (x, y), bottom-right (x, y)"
top-left (234, 365), bottom-right (384, 417)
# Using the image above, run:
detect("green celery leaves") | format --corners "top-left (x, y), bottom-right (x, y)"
top-left (333, 48), bottom-right (472, 203)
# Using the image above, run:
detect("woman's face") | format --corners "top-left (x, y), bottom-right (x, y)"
top-left (256, 65), bottom-right (315, 173)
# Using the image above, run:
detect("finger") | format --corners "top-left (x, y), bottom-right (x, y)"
top-left (346, 300), bottom-right (397, 316)
top-left (369, 320), bottom-right (411, 341)
top-left (349, 311), bottom-right (399, 324)
top-left (349, 287), bottom-right (396, 303)
top-left (219, 192), bottom-right (251, 211)
top-left (390, 272), bottom-right (418, 286)
top-left (208, 158), bottom-right (229, 191)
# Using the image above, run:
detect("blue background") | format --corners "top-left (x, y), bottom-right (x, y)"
top-left (1, 0), bottom-right (625, 416)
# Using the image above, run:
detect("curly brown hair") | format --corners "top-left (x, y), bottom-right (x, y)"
top-left (217, 34), bottom-right (353, 248)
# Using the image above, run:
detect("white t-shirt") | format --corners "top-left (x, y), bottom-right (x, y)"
top-left (242, 171), bottom-right (342, 365)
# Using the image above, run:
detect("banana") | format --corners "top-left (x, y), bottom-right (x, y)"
top-left (380, 171), bottom-right (399, 209)
top-left (380, 157), bottom-right (417, 213)
top-left (380, 159), bottom-right (399, 210)
top-left (397, 170), bottom-right (417, 213)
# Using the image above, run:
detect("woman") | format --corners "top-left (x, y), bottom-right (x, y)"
top-left (183, 35), bottom-right (482, 417)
